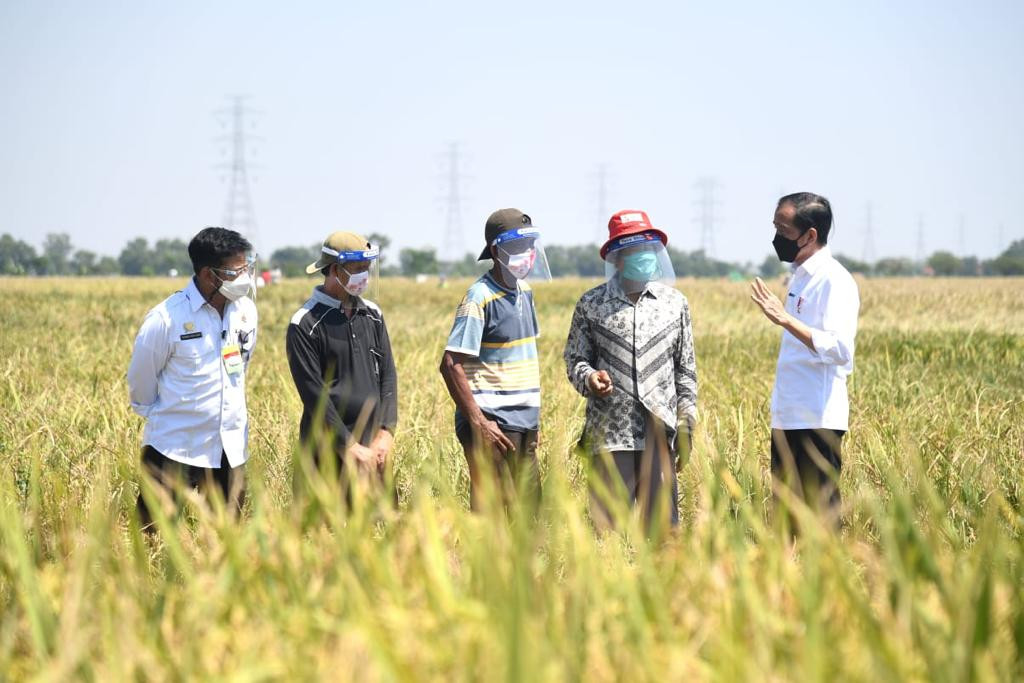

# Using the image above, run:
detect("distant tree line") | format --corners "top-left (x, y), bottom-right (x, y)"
top-left (0, 233), bottom-right (191, 276)
top-left (3, 231), bottom-right (1024, 278)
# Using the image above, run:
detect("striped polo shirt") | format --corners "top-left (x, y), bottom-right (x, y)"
top-left (445, 272), bottom-right (541, 433)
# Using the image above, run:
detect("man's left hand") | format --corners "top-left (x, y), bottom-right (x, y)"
top-left (750, 277), bottom-right (790, 326)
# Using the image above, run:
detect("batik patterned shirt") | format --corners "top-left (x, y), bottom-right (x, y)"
top-left (563, 278), bottom-right (697, 452)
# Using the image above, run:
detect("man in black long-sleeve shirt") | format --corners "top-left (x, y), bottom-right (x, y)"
top-left (286, 231), bottom-right (398, 495)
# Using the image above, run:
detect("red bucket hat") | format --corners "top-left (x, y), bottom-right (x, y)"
top-left (600, 209), bottom-right (668, 259)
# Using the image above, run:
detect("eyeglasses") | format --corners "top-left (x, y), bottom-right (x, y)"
top-left (213, 256), bottom-right (258, 280)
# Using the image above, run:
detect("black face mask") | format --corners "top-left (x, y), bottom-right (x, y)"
top-left (773, 231), bottom-right (806, 263)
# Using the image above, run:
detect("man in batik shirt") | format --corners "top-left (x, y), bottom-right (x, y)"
top-left (564, 209), bottom-right (697, 531)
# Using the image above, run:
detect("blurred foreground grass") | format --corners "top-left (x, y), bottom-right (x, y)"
top-left (0, 276), bottom-right (1022, 681)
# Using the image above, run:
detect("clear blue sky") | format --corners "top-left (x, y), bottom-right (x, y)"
top-left (1, 0), bottom-right (1021, 265)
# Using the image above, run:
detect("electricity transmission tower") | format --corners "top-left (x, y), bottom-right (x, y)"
top-left (915, 214), bottom-right (926, 264)
top-left (862, 203), bottom-right (876, 263)
top-left (594, 164), bottom-right (609, 244)
top-left (957, 215), bottom-right (966, 255)
top-left (693, 177), bottom-right (720, 257)
top-left (217, 96), bottom-right (260, 249)
top-left (440, 142), bottom-right (466, 273)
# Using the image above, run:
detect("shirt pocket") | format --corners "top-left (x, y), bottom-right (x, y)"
top-left (172, 335), bottom-right (217, 370)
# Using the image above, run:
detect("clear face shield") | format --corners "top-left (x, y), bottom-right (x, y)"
top-left (603, 232), bottom-right (676, 294)
top-left (491, 227), bottom-right (552, 284)
top-left (326, 244), bottom-right (381, 301)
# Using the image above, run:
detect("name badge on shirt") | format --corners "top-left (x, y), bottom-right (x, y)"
top-left (222, 344), bottom-right (243, 375)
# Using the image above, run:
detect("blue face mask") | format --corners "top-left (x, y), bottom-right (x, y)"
top-left (621, 251), bottom-right (660, 281)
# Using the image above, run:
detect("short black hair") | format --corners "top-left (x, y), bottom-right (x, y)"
top-left (188, 227), bottom-right (252, 274)
top-left (777, 192), bottom-right (833, 245)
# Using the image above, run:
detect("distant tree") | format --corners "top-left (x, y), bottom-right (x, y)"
top-left (270, 244), bottom-right (320, 278)
top-left (545, 244), bottom-right (604, 277)
top-left (119, 238), bottom-right (153, 276)
top-left (758, 254), bottom-right (786, 279)
top-left (0, 234), bottom-right (38, 274)
top-left (873, 257), bottom-right (918, 276)
top-left (151, 239), bottom-right (192, 276)
top-left (667, 248), bottom-right (733, 278)
top-left (834, 253), bottom-right (872, 275)
top-left (71, 250), bottom-right (98, 275)
top-left (366, 232), bottom-right (392, 272)
top-left (95, 256), bottom-right (120, 275)
top-left (442, 253), bottom-right (488, 277)
top-left (400, 247), bottom-right (438, 276)
top-left (990, 239), bottom-right (1024, 275)
top-left (957, 255), bottom-right (981, 277)
top-left (927, 251), bottom-right (961, 276)
top-left (42, 233), bottom-right (74, 275)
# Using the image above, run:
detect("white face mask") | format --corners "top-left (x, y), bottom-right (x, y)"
top-left (501, 248), bottom-right (536, 281)
top-left (217, 272), bottom-right (252, 301)
top-left (336, 270), bottom-right (370, 296)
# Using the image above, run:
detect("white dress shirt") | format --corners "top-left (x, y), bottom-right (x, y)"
top-left (127, 278), bottom-right (258, 468)
top-left (771, 246), bottom-right (860, 431)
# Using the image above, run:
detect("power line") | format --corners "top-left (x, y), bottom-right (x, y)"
top-left (217, 96), bottom-right (260, 250)
top-left (692, 177), bottom-right (720, 258)
top-left (440, 142), bottom-right (465, 273)
top-left (862, 203), bottom-right (876, 263)
top-left (595, 164), bottom-right (609, 244)
top-left (915, 214), bottom-right (926, 264)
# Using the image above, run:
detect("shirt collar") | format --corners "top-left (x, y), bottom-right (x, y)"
top-left (184, 277), bottom-right (209, 313)
top-left (603, 276), bottom-right (659, 303)
top-left (313, 285), bottom-right (368, 311)
top-left (794, 245), bottom-right (832, 276)
top-left (484, 270), bottom-right (518, 295)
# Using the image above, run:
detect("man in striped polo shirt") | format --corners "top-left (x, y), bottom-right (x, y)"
top-left (439, 208), bottom-right (544, 512)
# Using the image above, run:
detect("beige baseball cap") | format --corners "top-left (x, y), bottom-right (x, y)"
top-left (305, 231), bottom-right (377, 274)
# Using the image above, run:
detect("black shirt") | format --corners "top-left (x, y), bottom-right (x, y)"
top-left (286, 286), bottom-right (398, 450)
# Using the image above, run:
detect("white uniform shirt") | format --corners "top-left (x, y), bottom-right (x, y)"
top-left (127, 278), bottom-right (258, 468)
top-left (770, 246), bottom-right (860, 431)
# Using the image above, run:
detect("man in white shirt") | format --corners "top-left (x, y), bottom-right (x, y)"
top-left (127, 227), bottom-right (258, 528)
top-left (750, 193), bottom-right (860, 528)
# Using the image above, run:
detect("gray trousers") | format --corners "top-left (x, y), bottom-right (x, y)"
top-left (589, 412), bottom-right (679, 531)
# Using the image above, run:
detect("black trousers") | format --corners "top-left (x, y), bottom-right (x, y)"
top-left (589, 412), bottom-right (679, 532)
top-left (456, 424), bottom-right (541, 513)
top-left (136, 446), bottom-right (246, 528)
top-left (770, 428), bottom-right (844, 527)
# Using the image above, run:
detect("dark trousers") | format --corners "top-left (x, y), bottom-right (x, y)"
top-left (589, 413), bottom-right (679, 532)
top-left (457, 424), bottom-right (541, 514)
top-left (770, 428), bottom-right (844, 529)
top-left (136, 446), bottom-right (245, 529)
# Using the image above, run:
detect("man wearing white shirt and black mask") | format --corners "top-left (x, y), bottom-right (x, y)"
top-left (750, 193), bottom-right (859, 528)
top-left (128, 227), bottom-right (258, 528)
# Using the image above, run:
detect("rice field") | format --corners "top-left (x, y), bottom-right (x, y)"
top-left (0, 275), bottom-right (1022, 681)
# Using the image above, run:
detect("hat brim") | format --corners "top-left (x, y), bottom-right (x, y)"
top-left (600, 227), bottom-right (668, 260)
top-left (305, 258), bottom-right (332, 274)
top-left (477, 244), bottom-right (492, 261)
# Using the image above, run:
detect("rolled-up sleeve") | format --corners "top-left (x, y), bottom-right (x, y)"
top-left (674, 298), bottom-right (698, 430)
top-left (810, 278), bottom-right (860, 366)
top-left (127, 311), bottom-right (170, 417)
top-left (563, 301), bottom-right (596, 397)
